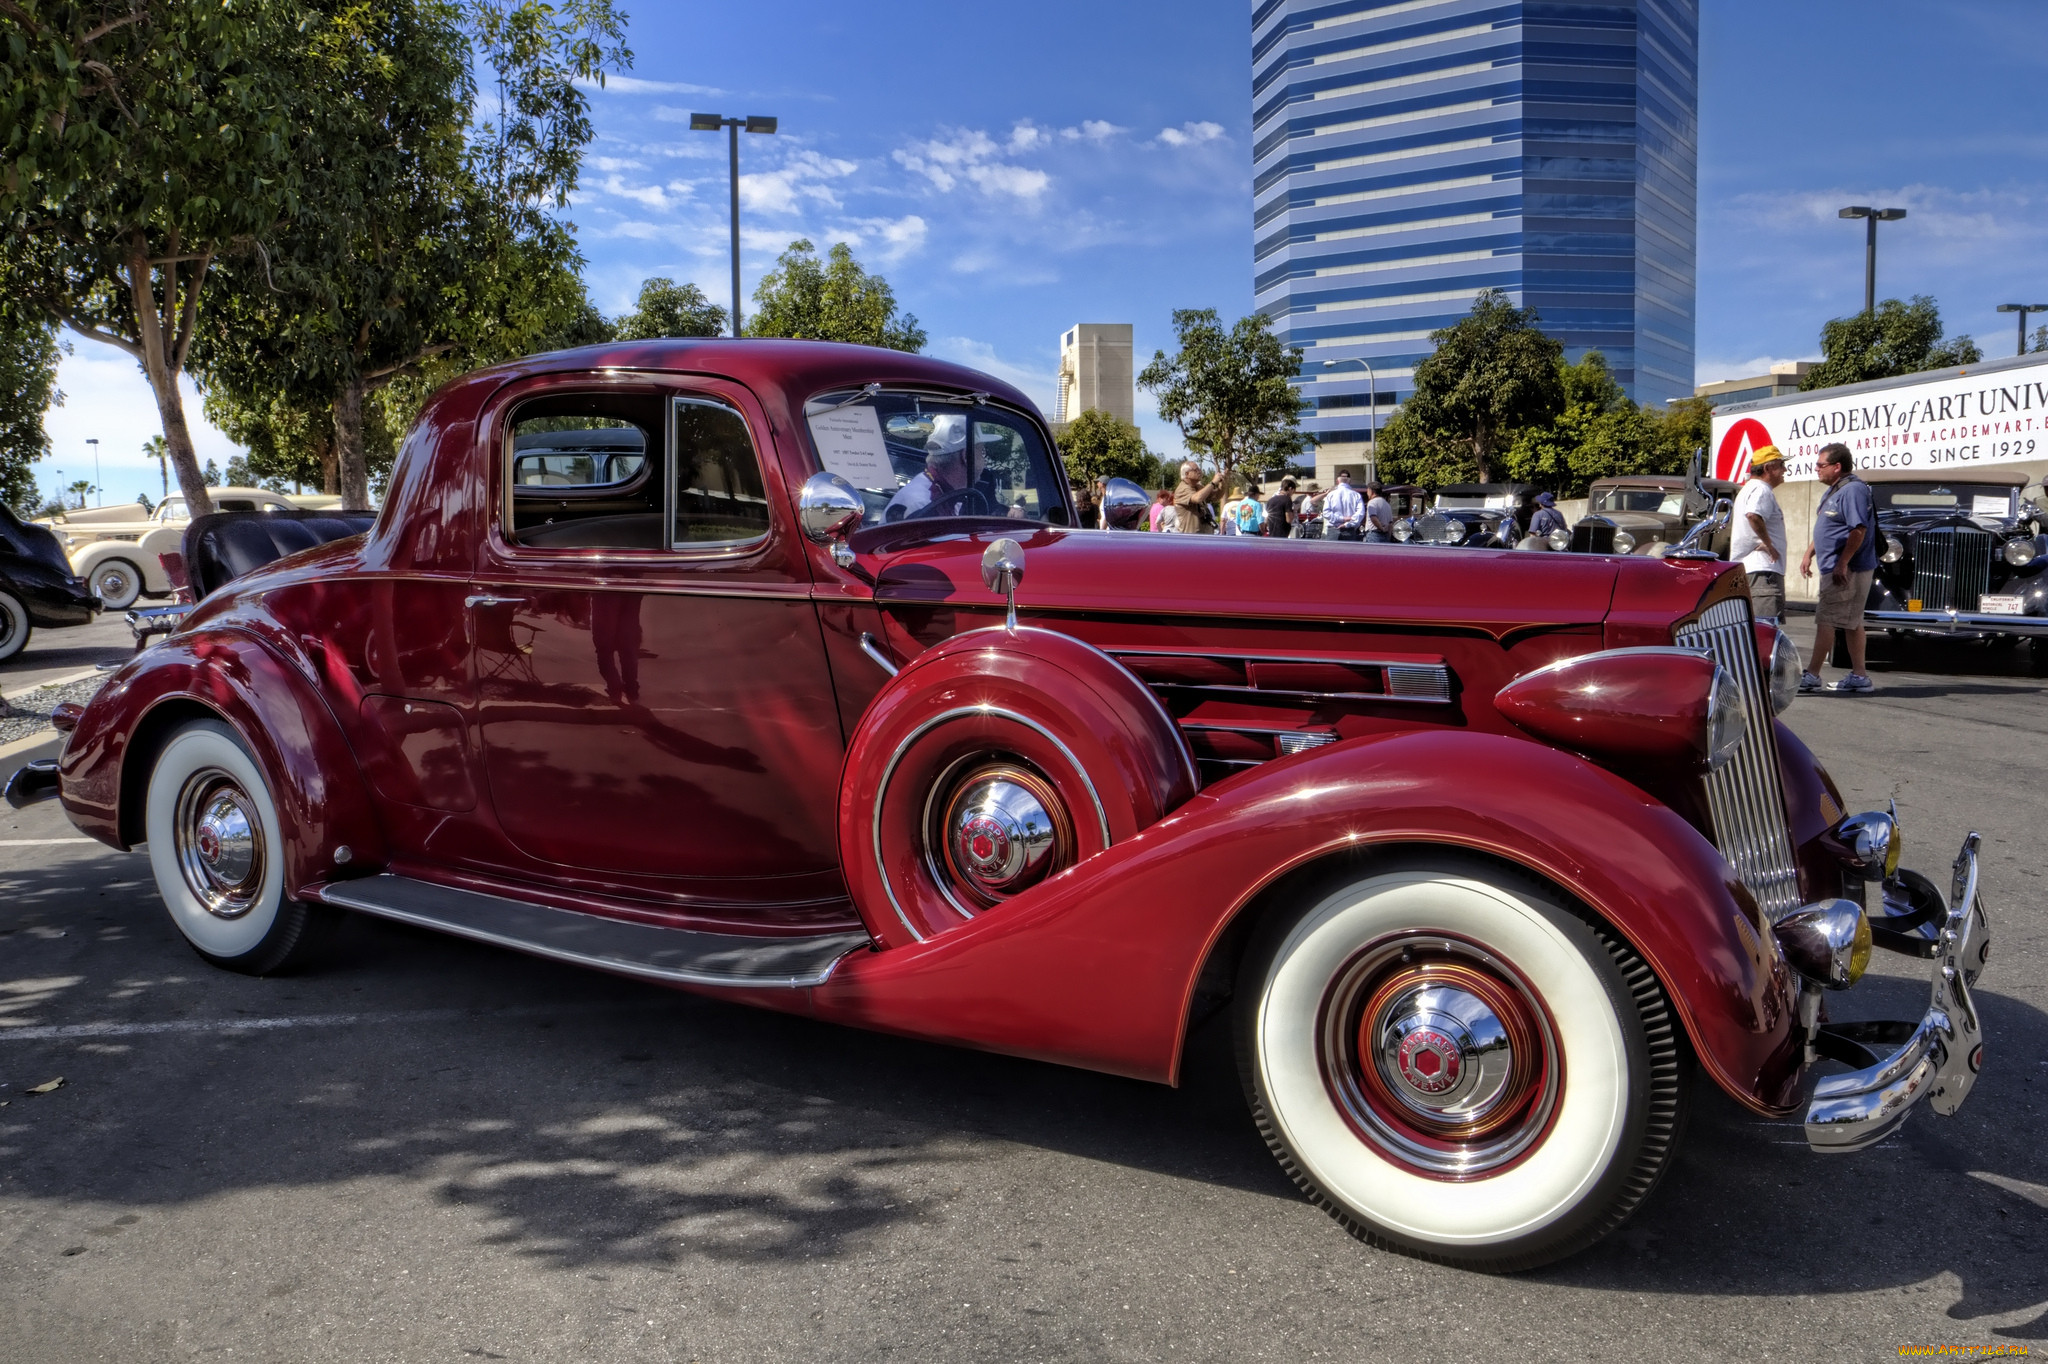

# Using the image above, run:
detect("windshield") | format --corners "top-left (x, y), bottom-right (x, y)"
top-left (805, 389), bottom-right (1068, 527)
top-left (1594, 488), bottom-right (1685, 515)
top-left (1872, 483), bottom-right (2015, 517)
top-left (1436, 493), bottom-right (1513, 511)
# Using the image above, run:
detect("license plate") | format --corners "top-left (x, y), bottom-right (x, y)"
top-left (1979, 594), bottom-right (2024, 616)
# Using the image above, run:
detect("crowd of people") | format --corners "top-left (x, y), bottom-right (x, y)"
top-left (1069, 463), bottom-right (1408, 540)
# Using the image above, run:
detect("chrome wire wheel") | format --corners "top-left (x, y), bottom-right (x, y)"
top-left (922, 756), bottom-right (1073, 915)
top-left (1320, 935), bottom-right (1561, 1179)
top-left (172, 766), bottom-right (267, 920)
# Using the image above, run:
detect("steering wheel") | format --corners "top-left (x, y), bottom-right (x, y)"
top-left (910, 486), bottom-right (990, 520)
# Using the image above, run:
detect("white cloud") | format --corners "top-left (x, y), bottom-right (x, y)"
top-left (589, 155), bottom-right (647, 172)
top-left (597, 174), bottom-right (695, 210)
top-left (582, 75), bottom-right (724, 97)
top-left (1153, 121), bottom-right (1226, 148)
top-left (893, 128), bottom-right (1051, 202)
top-left (1007, 121), bottom-right (1051, 152)
top-left (828, 214), bottom-right (929, 264)
top-left (740, 150), bottom-right (859, 213)
top-left (1062, 120), bottom-right (1126, 142)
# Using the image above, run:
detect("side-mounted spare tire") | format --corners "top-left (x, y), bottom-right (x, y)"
top-left (839, 626), bottom-right (1198, 948)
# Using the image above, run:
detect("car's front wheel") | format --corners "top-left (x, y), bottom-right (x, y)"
top-left (1236, 855), bottom-right (1687, 1271)
top-left (0, 589), bottom-right (29, 661)
top-left (90, 557), bottom-right (144, 610)
top-left (144, 719), bottom-right (336, 974)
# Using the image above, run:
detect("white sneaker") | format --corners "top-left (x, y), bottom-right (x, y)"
top-left (1828, 673), bottom-right (1875, 694)
top-left (1797, 671), bottom-right (1824, 694)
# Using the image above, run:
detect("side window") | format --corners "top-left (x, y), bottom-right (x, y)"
top-left (672, 397), bottom-right (770, 547)
top-left (505, 393), bottom-right (663, 549)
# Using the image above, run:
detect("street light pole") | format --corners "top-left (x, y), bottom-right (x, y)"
top-left (86, 438), bottom-right (99, 506)
top-left (1321, 357), bottom-right (1378, 483)
top-left (690, 113), bottom-right (779, 336)
top-left (1838, 206), bottom-right (1907, 315)
top-left (1995, 303), bottom-right (2048, 358)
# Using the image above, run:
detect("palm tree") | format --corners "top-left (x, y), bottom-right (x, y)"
top-left (142, 435), bottom-right (169, 499)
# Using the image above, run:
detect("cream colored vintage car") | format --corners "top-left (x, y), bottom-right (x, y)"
top-left (37, 488), bottom-right (302, 609)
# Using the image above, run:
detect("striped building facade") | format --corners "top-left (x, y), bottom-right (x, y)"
top-left (1252, 0), bottom-right (1699, 480)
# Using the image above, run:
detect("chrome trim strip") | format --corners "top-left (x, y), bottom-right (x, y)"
top-left (1863, 608), bottom-right (2048, 636)
top-left (859, 633), bottom-right (900, 677)
top-left (870, 705), bottom-right (1113, 945)
top-left (1141, 681), bottom-right (1452, 706)
top-left (1109, 648), bottom-right (1444, 668)
top-left (1110, 649), bottom-right (1453, 706)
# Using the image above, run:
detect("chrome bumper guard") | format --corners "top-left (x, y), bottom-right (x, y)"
top-left (126, 603), bottom-right (192, 649)
top-left (1864, 607), bottom-right (2048, 637)
top-left (3, 757), bottom-right (61, 810)
top-left (1804, 833), bottom-right (1989, 1152)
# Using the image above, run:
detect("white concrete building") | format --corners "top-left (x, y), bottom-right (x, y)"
top-left (1055, 324), bottom-right (1135, 425)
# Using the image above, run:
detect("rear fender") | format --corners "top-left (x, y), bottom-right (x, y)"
top-left (59, 629), bottom-right (387, 890)
top-left (810, 729), bottom-right (1801, 1115)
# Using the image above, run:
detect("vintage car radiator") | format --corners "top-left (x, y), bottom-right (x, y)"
top-left (1676, 597), bottom-right (1803, 919)
top-left (1911, 526), bottom-right (1994, 612)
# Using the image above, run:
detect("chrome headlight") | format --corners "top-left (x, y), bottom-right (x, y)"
top-left (1772, 899), bottom-right (1873, 989)
top-left (1439, 520), bottom-right (1466, 544)
top-left (1393, 520), bottom-right (1414, 543)
top-left (1547, 526), bottom-right (1570, 551)
top-left (1767, 625), bottom-right (1800, 714)
top-left (2003, 537), bottom-right (2039, 567)
top-left (1612, 529), bottom-right (1637, 555)
top-left (1705, 662), bottom-right (1746, 771)
top-left (1882, 537), bottom-right (1907, 564)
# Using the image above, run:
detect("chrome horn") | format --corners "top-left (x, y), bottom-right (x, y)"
top-left (799, 471), bottom-right (864, 568)
top-left (981, 537), bottom-right (1025, 634)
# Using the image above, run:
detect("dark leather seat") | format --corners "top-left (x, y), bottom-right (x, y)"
top-left (184, 510), bottom-right (379, 599)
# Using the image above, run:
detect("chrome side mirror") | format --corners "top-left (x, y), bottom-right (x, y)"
top-left (799, 471), bottom-right (864, 567)
top-left (980, 537), bottom-right (1025, 633)
top-left (1100, 477), bottom-right (1150, 531)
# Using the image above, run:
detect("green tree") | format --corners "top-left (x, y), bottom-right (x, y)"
top-left (1801, 296), bottom-right (1980, 391)
top-left (746, 241), bottom-right (926, 351)
top-left (613, 277), bottom-right (726, 340)
top-left (1498, 352), bottom-right (1672, 496)
top-left (66, 479), bottom-right (91, 508)
top-left (1055, 408), bottom-right (1155, 486)
top-left (1380, 289), bottom-right (1565, 485)
top-left (1, 0), bottom-right (310, 517)
top-left (0, 301), bottom-right (63, 517)
top-left (202, 459), bottom-right (221, 488)
top-left (1137, 309), bottom-right (1310, 480)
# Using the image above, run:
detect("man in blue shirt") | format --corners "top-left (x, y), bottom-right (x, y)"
top-left (1528, 492), bottom-right (1568, 545)
top-left (1798, 443), bottom-right (1878, 693)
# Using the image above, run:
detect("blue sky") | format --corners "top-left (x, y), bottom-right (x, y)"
top-left (39, 0), bottom-right (2048, 506)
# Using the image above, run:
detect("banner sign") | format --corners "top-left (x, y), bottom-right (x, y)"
top-left (1709, 356), bottom-right (2048, 483)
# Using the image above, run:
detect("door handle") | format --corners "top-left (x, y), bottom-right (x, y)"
top-left (465, 594), bottom-right (525, 609)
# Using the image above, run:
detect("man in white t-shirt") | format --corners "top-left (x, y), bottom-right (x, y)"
top-left (1730, 445), bottom-right (1788, 622)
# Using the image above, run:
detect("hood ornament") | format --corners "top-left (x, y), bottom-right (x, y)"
top-left (981, 538), bottom-right (1025, 634)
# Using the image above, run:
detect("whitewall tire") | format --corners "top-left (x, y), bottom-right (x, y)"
top-left (1236, 855), bottom-right (1687, 1271)
top-left (0, 589), bottom-right (28, 662)
top-left (90, 558), bottom-right (144, 610)
top-left (144, 719), bottom-right (335, 974)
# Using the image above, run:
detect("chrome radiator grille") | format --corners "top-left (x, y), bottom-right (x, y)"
top-left (1912, 527), bottom-right (1995, 611)
top-left (1675, 597), bottom-right (1802, 919)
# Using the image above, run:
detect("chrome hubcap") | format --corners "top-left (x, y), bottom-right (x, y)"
top-left (95, 566), bottom-right (132, 597)
top-left (929, 761), bottom-right (1070, 909)
top-left (174, 769), bottom-right (265, 919)
top-left (1320, 937), bottom-right (1560, 1178)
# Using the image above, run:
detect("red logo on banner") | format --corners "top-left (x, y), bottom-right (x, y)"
top-left (1716, 418), bottom-right (1772, 482)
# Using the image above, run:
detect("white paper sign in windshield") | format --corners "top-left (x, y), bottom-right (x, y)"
top-left (807, 406), bottom-right (896, 489)
top-left (1972, 494), bottom-right (2012, 517)
top-left (1709, 352), bottom-right (2048, 484)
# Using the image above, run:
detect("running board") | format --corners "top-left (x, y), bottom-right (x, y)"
top-left (307, 874), bottom-right (871, 988)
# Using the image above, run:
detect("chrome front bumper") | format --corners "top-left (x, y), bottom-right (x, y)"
top-left (1804, 833), bottom-right (1990, 1151)
top-left (1864, 607), bottom-right (2048, 637)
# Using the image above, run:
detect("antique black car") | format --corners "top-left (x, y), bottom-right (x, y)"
top-left (1395, 482), bottom-right (1539, 548)
top-left (0, 502), bottom-right (100, 662)
top-left (1569, 472), bottom-right (1735, 556)
top-left (1861, 468), bottom-right (2048, 644)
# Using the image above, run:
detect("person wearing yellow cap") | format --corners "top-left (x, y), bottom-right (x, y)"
top-left (1731, 445), bottom-right (1787, 623)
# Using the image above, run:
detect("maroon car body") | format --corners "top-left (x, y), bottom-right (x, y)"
top-left (34, 339), bottom-right (1990, 1271)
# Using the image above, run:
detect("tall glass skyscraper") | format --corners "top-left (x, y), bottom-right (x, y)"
top-left (1252, 0), bottom-right (1698, 478)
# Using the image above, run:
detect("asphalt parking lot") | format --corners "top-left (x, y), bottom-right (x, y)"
top-left (1, 626), bottom-right (2043, 1362)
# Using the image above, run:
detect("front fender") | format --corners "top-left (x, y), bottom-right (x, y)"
top-left (809, 729), bottom-right (1801, 1115)
top-left (59, 628), bottom-right (388, 891)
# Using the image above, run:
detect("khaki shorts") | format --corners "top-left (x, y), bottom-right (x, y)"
top-left (1815, 567), bottom-right (1873, 630)
top-left (1748, 570), bottom-right (1784, 622)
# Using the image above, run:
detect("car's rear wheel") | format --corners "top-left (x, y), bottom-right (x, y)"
top-left (0, 589), bottom-right (29, 661)
top-left (144, 719), bottom-right (336, 974)
top-left (90, 558), bottom-right (143, 610)
top-left (1236, 854), bottom-right (1687, 1271)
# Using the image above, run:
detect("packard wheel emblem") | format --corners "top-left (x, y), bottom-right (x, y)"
top-left (1396, 1027), bottom-right (1462, 1096)
top-left (196, 827), bottom-right (221, 865)
top-left (960, 814), bottom-right (1009, 873)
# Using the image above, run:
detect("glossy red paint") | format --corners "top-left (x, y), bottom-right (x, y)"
top-left (1493, 647), bottom-right (1720, 771)
top-left (51, 337), bottom-right (1820, 1119)
top-left (808, 728), bottom-right (1801, 1115)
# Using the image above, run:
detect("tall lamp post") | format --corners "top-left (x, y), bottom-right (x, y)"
top-left (1837, 206), bottom-right (1907, 315)
top-left (86, 438), bottom-right (99, 506)
top-left (1995, 303), bottom-right (2048, 358)
top-left (689, 113), bottom-right (779, 336)
top-left (1321, 356), bottom-right (1378, 483)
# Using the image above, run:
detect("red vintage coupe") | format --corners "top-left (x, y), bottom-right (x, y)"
top-left (8, 340), bottom-right (1991, 1271)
